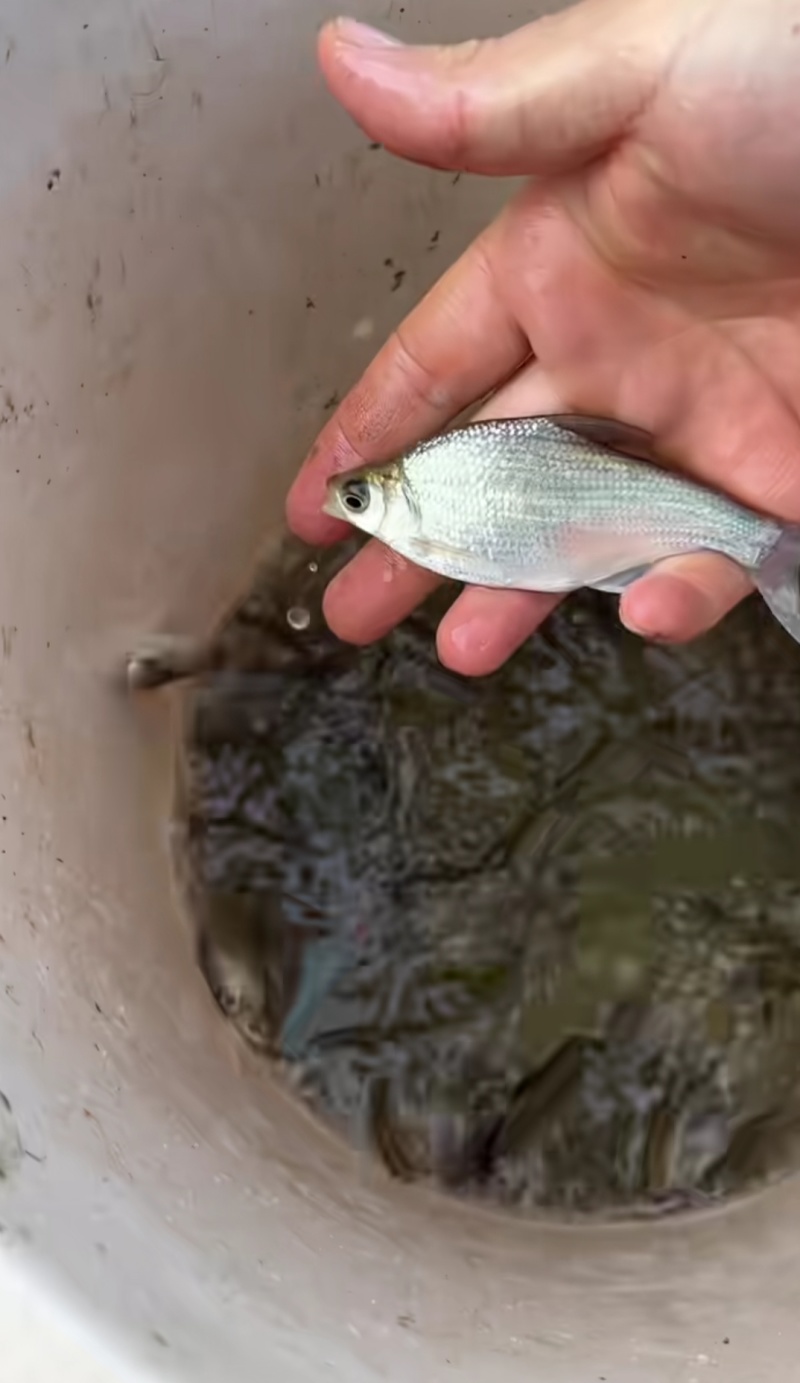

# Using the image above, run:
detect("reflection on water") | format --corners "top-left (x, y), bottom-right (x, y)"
top-left (175, 535), bottom-right (800, 1218)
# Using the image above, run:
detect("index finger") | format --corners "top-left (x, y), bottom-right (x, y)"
top-left (285, 220), bottom-right (528, 545)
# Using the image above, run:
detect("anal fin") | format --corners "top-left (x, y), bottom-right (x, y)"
top-left (591, 565), bottom-right (651, 594)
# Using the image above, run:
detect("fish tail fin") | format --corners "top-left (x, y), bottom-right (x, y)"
top-left (756, 526), bottom-right (800, 645)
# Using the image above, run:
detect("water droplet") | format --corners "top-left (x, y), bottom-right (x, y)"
top-left (308, 561), bottom-right (319, 573)
top-left (287, 606), bottom-right (311, 631)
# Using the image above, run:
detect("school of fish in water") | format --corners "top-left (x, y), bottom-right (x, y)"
top-left (166, 527), bottom-right (800, 1219)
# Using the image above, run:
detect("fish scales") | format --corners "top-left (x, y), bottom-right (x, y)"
top-left (323, 413), bottom-right (800, 646)
top-left (399, 419), bottom-right (776, 582)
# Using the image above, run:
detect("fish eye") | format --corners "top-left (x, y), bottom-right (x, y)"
top-left (341, 479), bottom-right (371, 514)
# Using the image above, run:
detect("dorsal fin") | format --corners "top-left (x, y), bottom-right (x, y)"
top-left (546, 414), bottom-right (661, 465)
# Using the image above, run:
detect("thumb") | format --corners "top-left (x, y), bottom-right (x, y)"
top-left (318, 4), bottom-right (673, 177)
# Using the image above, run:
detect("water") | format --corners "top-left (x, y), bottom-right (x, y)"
top-left (174, 534), bottom-right (800, 1219)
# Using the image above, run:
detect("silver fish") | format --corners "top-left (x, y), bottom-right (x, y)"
top-left (323, 414), bottom-right (800, 645)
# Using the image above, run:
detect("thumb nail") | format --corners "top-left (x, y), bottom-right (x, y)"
top-left (331, 19), bottom-right (405, 50)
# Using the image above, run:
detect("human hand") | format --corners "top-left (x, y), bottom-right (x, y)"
top-left (287, 0), bottom-right (800, 674)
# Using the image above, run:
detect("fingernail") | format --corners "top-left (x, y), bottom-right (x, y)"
top-left (619, 606), bottom-right (665, 640)
top-left (624, 623), bottom-right (676, 645)
top-left (332, 19), bottom-right (405, 50)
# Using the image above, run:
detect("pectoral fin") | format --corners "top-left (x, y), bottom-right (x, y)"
top-left (407, 534), bottom-right (507, 583)
top-left (408, 535), bottom-right (469, 564)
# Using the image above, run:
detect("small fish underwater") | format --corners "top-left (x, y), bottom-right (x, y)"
top-left (324, 413), bottom-right (800, 646)
top-left (175, 534), bottom-right (800, 1216)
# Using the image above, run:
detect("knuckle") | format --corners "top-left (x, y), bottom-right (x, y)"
top-left (391, 327), bottom-right (455, 412)
top-left (435, 37), bottom-right (501, 165)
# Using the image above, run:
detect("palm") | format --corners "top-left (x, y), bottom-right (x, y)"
top-left (287, 1), bottom-right (800, 674)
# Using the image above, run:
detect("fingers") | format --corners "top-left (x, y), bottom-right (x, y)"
top-left (434, 548), bottom-right (752, 671)
top-left (619, 552), bottom-right (754, 643)
top-left (323, 546), bottom-right (560, 674)
top-left (322, 543), bottom-right (442, 644)
top-left (316, 8), bottom-right (663, 177)
top-left (286, 221), bottom-right (528, 545)
top-left (437, 587), bottom-right (561, 675)
top-left (436, 550), bottom-right (753, 674)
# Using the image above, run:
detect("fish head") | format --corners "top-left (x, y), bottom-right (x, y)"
top-left (323, 462), bottom-right (407, 539)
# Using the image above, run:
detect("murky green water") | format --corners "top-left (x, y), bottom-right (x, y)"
top-left (175, 535), bottom-right (800, 1218)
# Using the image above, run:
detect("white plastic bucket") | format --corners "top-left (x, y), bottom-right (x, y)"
top-left (0, 2), bottom-right (794, 1379)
